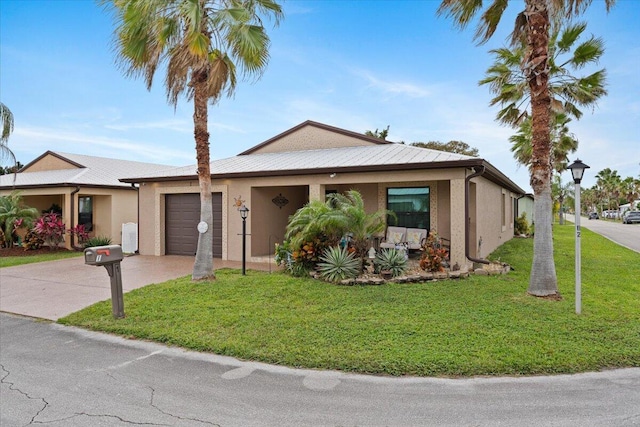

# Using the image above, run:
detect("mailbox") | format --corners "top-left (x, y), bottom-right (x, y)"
top-left (84, 245), bottom-right (123, 266)
top-left (84, 244), bottom-right (125, 319)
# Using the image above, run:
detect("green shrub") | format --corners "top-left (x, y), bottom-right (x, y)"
top-left (83, 236), bottom-right (112, 248)
top-left (514, 212), bottom-right (531, 236)
top-left (317, 246), bottom-right (360, 282)
top-left (374, 248), bottom-right (408, 277)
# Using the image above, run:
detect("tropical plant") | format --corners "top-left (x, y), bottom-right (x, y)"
top-left (33, 212), bottom-right (66, 249)
top-left (83, 235), bottom-right (113, 249)
top-left (419, 231), bottom-right (449, 273)
top-left (0, 191), bottom-right (39, 247)
top-left (552, 174), bottom-right (574, 225)
top-left (68, 224), bottom-right (90, 246)
top-left (105, 0), bottom-right (283, 280)
top-left (22, 230), bottom-right (44, 251)
top-left (438, 0), bottom-right (616, 297)
top-left (514, 212), bottom-right (531, 236)
top-left (374, 248), bottom-right (408, 278)
top-left (621, 177), bottom-right (640, 209)
top-left (317, 246), bottom-right (361, 283)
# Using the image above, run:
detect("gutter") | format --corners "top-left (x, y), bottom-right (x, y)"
top-left (70, 186), bottom-right (80, 249)
top-left (465, 166), bottom-right (490, 265)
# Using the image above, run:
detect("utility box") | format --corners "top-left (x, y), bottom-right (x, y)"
top-left (84, 245), bottom-right (125, 319)
top-left (84, 245), bottom-right (123, 266)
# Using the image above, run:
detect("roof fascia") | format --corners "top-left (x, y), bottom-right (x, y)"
top-left (237, 120), bottom-right (391, 156)
top-left (121, 158), bottom-right (525, 195)
top-left (0, 183), bottom-right (136, 191)
top-left (18, 151), bottom-right (86, 172)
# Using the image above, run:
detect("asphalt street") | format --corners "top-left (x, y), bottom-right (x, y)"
top-left (565, 214), bottom-right (640, 253)
top-left (2, 313), bottom-right (639, 426)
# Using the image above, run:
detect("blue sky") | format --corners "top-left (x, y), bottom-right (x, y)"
top-left (1, 0), bottom-right (638, 190)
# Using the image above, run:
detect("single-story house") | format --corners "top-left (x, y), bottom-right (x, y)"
top-left (517, 193), bottom-right (535, 225)
top-left (122, 120), bottom-right (525, 269)
top-left (0, 151), bottom-right (173, 249)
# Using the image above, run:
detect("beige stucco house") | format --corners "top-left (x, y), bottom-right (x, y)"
top-left (0, 151), bottom-right (173, 249)
top-left (122, 120), bottom-right (525, 269)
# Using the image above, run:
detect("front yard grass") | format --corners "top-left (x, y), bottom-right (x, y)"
top-left (0, 250), bottom-right (82, 268)
top-left (59, 225), bottom-right (640, 377)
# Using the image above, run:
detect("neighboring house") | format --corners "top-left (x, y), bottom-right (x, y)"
top-left (517, 193), bottom-right (535, 225)
top-left (122, 120), bottom-right (526, 269)
top-left (0, 151), bottom-right (173, 249)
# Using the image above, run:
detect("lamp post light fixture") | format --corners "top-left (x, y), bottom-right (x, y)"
top-left (567, 159), bottom-right (590, 314)
top-left (240, 205), bottom-right (249, 276)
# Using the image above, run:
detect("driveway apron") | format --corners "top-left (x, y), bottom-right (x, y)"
top-left (0, 255), bottom-right (271, 321)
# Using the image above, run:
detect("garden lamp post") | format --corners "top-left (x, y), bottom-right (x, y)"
top-left (240, 205), bottom-right (249, 275)
top-left (568, 159), bottom-right (589, 315)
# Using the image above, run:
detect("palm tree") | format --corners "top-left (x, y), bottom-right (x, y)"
top-left (596, 168), bottom-right (622, 216)
top-left (552, 174), bottom-right (573, 224)
top-left (0, 102), bottom-right (17, 168)
top-left (620, 177), bottom-right (640, 209)
top-left (438, 0), bottom-right (615, 296)
top-left (510, 113), bottom-right (579, 174)
top-left (106, 0), bottom-right (283, 280)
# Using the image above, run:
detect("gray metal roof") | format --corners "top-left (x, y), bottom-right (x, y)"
top-left (125, 143), bottom-right (475, 180)
top-left (0, 151), bottom-right (175, 189)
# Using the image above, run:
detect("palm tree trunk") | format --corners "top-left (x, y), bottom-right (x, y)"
top-left (192, 67), bottom-right (215, 281)
top-left (524, 0), bottom-right (558, 296)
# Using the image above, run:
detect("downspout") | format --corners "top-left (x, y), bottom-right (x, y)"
top-left (465, 166), bottom-right (489, 265)
top-left (70, 186), bottom-right (80, 250)
top-left (132, 183), bottom-right (139, 254)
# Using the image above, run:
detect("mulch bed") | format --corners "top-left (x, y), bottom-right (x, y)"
top-left (0, 246), bottom-right (77, 257)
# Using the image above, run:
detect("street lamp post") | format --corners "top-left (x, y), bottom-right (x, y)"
top-left (240, 205), bottom-right (249, 276)
top-left (568, 159), bottom-right (590, 315)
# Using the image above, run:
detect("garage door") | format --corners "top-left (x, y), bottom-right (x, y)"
top-left (165, 193), bottom-right (222, 257)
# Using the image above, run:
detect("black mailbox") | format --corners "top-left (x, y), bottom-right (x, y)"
top-left (84, 245), bottom-right (123, 266)
top-left (84, 244), bottom-right (125, 319)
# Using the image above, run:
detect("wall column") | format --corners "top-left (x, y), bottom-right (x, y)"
top-left (308, 184), bottom-right (326, 202)
top-left (449, 178), bottom-right (467, 268)
top-left (63, 189), bottom-right (74, 249)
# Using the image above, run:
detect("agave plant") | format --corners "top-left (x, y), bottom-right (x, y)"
top-left (375, 248), bottom-right (407, 278)
top-left (317, 246), bottom-right (360, 282)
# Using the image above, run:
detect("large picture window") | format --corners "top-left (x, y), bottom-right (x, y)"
top-left (78, 196), bottom-right (93, 231)
top-left (386, 187), bottom-right (430, 229)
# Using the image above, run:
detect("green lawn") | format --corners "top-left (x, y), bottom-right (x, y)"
top-left (0, 250), bottom-right (83, 268)
top-left (59, 225), bottom-right (640, 376)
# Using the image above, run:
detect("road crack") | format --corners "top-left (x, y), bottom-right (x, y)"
top-left (148, 386), bottom-right (220, 426)
top-left (1, 363), bottom-right (49, 425)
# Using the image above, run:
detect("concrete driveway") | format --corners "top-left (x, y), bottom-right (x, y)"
top-left (0, 255), bottom-right (272, 321)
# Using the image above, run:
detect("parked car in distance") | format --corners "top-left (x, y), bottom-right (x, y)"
top-left (622, 211), bottom-right (640, 224)
top-left (588, 212), bottom-right (599, 220)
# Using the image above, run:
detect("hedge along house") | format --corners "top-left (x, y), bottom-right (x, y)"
top-left (0, 151), bottom-right (173, 249)
top-left (122, 120), bottom-right (525, 269)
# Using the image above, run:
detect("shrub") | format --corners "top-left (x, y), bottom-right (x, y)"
top-left (33, 212), bottom-right (66, 249)
top-left (83, 235), bottom-right (112, 249)
top-left (374, 248), bottom-right (408, 277)
top-left (22, 230), bottom-right (44, 251)
top-left (514, 212), bottom-right (531, 236)
top-left (419, 231), bottom-right (449, 272)
top-left (317, 246), bottom-right (360, 282)
top-left (68, 224), bottom-right (90, 246)
top-left (0, 191), bottom-right (39, 247)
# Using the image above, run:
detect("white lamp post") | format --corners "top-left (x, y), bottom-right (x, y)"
top-left (567, 159), bottom-right (589, 315)
top-left (240, 205), bottom-right (249, 276)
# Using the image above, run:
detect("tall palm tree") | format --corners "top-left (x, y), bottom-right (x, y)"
top-left (596, 168), bottom-right (622, 215)
top-left (438, 0), bottom-right (615, 296)
top-left (0, 102), bottom-right (17, 168)
top-left (106, 0), bottom-right (283, 280)
top-left (620, 177), bottom-right (640, 209)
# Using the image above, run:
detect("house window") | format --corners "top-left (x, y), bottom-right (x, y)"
top-left (501, 191), bottom-right (507, 229)
top-left (78, 196), bottom-right (93, 231)
top-left (386, 187), bottom-right (430, 229)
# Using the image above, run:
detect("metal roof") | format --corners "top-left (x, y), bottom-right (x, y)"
top-left (0, 151), bottom-right (175, 189)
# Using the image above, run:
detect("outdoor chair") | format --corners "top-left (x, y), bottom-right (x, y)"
top-left (379, 226), bottom-right (407, 249)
